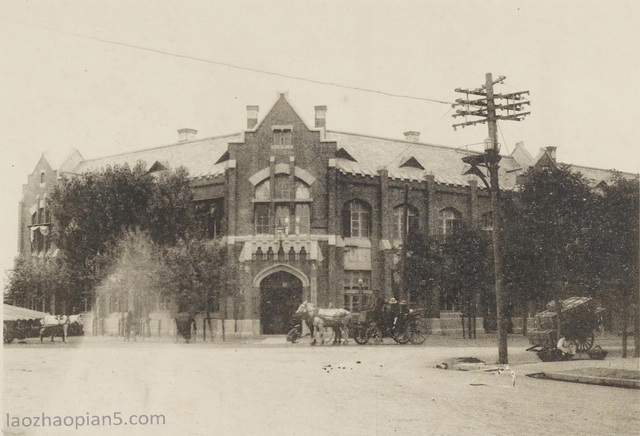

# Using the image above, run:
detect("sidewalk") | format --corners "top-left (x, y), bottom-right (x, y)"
top-left (524, 355), bottom-right (640, 389)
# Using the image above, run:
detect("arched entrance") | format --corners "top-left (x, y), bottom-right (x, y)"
top-left (260, 271), bottom-right (303, 334)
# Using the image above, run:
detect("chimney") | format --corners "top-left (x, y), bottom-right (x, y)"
top-left (246, 105), bottom-right (259, 129)
top-left (178, 128), bottom-right (197, 142)
top-left (546, 146), bottom-right (557, 162)
top-left (314, 106), bottom-right (327, 128)
top-left (404, 131), bottom-right (420, 143)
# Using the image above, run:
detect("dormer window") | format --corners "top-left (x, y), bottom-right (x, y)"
top-left (272, 125), bottom-right (292, 149)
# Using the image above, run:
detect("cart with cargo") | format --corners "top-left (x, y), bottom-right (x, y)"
top-left (526, 297), bottom-right (606, 361)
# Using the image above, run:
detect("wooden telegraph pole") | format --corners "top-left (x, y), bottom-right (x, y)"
top-left (452, 73), bottom-right (530, 364)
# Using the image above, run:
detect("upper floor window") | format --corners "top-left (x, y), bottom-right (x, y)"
top-left (343, 200), bottom-right (371, 238)
top-left (254, 175), bottom-right (311, 235)
top-left (274, 175), bottom-right (291, 199)
top-left (273, 126), bottom-right (292, 148)
top-left (481, 211), bottom-right (493, 231)
top-left (40, 171), bottom-right (45, 184)
top-left (392, 204), bottom-right (419, 240)
top-left (194, 198), bottom-right (224, 239)
top-left (438, 208), bottom-right (461, 237)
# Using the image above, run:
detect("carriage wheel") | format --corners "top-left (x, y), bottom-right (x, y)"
top-left (409, 320), bottom-right (427, 345)
top-left (353, 326), bottom-right (369, 345)
top-left (367, 326), bottom-right (383, 345)
top-left (394, 327), bottom-right (411, 344)
top-left (575, 333), bottom-right (595, 352)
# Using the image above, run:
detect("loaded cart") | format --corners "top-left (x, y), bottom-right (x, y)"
top-left (527, 297), bottom-right (606, 361)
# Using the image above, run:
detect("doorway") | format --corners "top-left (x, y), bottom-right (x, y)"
top-left (260, 271), bottom-right (303, 334)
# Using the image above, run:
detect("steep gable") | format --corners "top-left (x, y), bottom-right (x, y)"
top-left (399, 156), bottom-right (425, 170)
top-left (336, 147), bottom-right (357, 162)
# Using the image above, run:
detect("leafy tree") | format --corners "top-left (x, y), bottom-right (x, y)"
top-left (95, 231), bottom-right (165, 319)
top-left (6, 256), bottom-right (72, 314)
top-left (159, 239), bottom-right (227, 316)
top-left (585, 173), bottom-right (639, 352)
top-left (48, 163), bottom-right (194, 307)
top-left (512, 165), bottom-right (595, 304)
top-left (403, 232), bottom-right (442, 315)
top-left (439, 226), bottom-right (493, 333)
top-left (146, 167), bottom-right (195, 246)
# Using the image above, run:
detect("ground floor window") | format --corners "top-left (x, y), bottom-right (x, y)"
top-left (343, 270), bottom-right (372, 312)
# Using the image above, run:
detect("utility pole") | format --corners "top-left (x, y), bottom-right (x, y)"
top-left (636, 177), bottom-right (640, 358)
top-left (452, 73), bottom-right (530, 364)
top-left (400, 184), bottom-right (409, 304)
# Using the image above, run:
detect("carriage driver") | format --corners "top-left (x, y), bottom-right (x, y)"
top-left (387, 298), bottom-right (400, 333)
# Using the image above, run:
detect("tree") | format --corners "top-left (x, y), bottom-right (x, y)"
top-left (6, 256), bottom-right (72, 314)
top-left (439, 226), bottom-right (493, 335)
top-left (403, 232), bottom-right (442, 316)
top-left (159, 239), bottom-right (227, 317)
top-left (586, 173), bottom-right (639, 354)
top-left (511, 165), bottom-right (595, 304)
top-left (49, 163), bottom-right (194, 307)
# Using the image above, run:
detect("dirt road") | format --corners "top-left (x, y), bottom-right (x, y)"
top-left (3, 336), bottom-right (639, 435)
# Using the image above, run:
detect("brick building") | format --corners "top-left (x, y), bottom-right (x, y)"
top-left (17, 94), bottom-right (633, 337)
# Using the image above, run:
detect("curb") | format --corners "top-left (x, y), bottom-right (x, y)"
top-left (528, 371), bottom-right (640, 389)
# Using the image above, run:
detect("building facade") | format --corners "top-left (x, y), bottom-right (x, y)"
top-left (17, 94), bottom-right (632, 337)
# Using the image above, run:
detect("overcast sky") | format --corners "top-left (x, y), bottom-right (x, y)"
top-left (1, 1), bottom-right (639, 285)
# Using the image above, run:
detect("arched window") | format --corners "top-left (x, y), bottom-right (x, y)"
top-left (392, 204), bottom-right (419, 240)
top-left (342, 200), bottom-right (371, 238)
top-left (254, 175), bottom-right (311, 235)
top-left (438, 208), bottom-right (461, 237)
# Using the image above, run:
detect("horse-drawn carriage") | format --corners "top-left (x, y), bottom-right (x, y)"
top-left (526, 296), bottom-right (606, 361)
top-left (3, 304), bottom-right (48, 343)
top-left (3, 304), bottom-right (84, 344)
top-left (351, 298), bottom-right (428, 345)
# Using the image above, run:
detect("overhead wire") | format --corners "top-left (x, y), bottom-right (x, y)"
top-left (11, 21), bottom-right (455, 106)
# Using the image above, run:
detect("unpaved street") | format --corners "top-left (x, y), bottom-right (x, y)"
top-left (3, 336), bottom-right (640, 435)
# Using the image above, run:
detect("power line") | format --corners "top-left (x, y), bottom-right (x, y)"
top-left (12, 21), bottom-right (454, 106)
top-left (497, 122), bottom-right (511, 156)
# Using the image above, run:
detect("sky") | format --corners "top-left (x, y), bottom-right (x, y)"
top-left (1, 1), bottom-right (639, 286)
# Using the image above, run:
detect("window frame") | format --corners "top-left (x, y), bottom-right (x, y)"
top-left (254, 176), bottom-right (311, 236)
top-left (272, 125), bottom-right (293, 148)
top-left (392, 204), bottom-right (419, 240)
top-left (438, 207), bottom-right (462, 237)
top-left (343, 200), bottom-right (371, 238)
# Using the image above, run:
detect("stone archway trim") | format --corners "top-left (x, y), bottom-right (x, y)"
top-left (248, 165), bottom-right (317, 186)
top-left (253, 263), bottom-right (310, 288)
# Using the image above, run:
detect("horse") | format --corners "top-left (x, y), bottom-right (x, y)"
top-left (294, 301), bottom-right (350, 346)
top-left (39, 315), bottom-right (69, 343)
top-left (67, 314), bottom-right (84, 336)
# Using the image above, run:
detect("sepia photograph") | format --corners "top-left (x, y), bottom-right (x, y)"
top-left (2, 1), bottom-right (639, 435)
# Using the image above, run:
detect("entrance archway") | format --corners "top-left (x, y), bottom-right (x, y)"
top-left (260, 271), bottom-right (303, 334)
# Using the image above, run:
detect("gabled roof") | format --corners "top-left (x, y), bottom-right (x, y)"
top-left (560, 162), bottom-right (638, 187)
top-left (71, 134), bottom-right (241, 179)
top-left (326, 130), bottom-right (522, 188)
top-left (509, 141), bottom-right (534, 168)
top-left (528, 147), bottom-right (637, 187)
